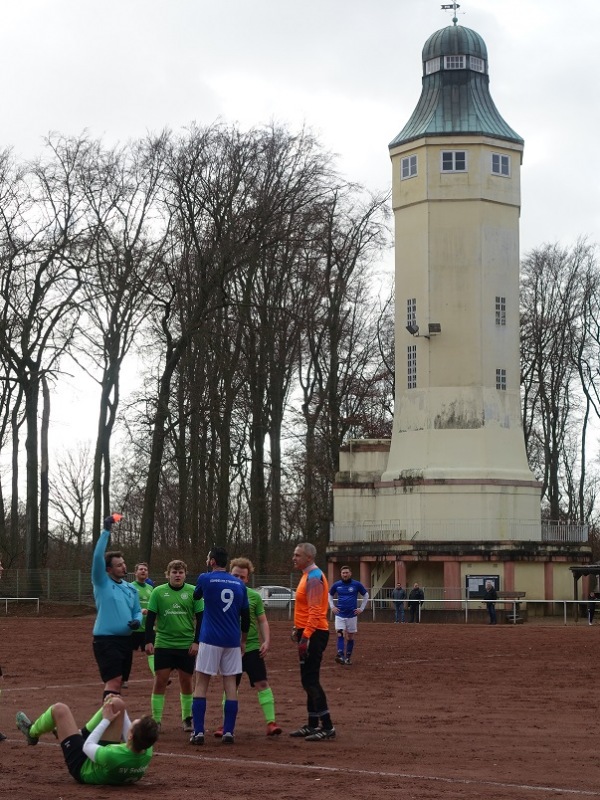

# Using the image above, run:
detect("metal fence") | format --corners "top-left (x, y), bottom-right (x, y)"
top-left (0, 572), bottom-right (594, 626)
top-left (0, 570), bottom-right (299, 604)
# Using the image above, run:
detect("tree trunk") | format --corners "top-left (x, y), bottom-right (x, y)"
top-left (40, 375), bottom-right (50, 565)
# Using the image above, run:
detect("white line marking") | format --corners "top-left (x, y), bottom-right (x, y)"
top-left (154, 749), bottom-right (600, 796)
top-left (10, 740), bottom-right (598, 796)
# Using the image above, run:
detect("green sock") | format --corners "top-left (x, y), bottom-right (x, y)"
top-left (258, 687), bottom-right (276, 724)
top-left (151, 693), bottom-right (166, 723)
top-left (147, 655), bottom-right (155, 676)
top-left (84, 707), bottom-right (104, 733)
top-left (180, 693), bottom-right (193, 720)
top-left (30, 706), bottom-right (56, 738)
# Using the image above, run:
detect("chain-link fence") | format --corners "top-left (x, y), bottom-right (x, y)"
top-left (0, 569), bottom-right (300, 604)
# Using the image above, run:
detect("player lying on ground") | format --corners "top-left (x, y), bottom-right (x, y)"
top-left (16, 694), bottom-right (158, 786)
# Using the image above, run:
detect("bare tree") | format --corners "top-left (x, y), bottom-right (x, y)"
top-left (520, 241), bottom-right (599, 521)
top-left (49, 443), bottom-right (94, 555)
top-left (69, 133), bottom-right (170, 542)
top-left (298, 186), bottom-right (390, 541)
top-left (0, 138), bottom-right (95, 571)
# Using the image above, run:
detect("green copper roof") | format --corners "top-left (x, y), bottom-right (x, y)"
top-left (423, 24), bottom-right (488, 62)
top-left (390, 25), bottom-right (523, 148)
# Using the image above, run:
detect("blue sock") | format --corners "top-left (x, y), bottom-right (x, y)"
top-left (337, 634), bottom-right (344, 654)
top-left (223, 699), bottom-right (238, 734)
top-left (346, 640), bottom-right (354, 658)
top-left (192, 697), bottom-right (206, 735)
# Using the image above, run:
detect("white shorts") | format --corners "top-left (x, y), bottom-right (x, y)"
top-left (335, 615), bottom-right (358, 634)
top-left (195, 643), bottom-right (242, 676)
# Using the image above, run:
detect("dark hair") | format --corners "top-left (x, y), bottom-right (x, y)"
top-left (131, 715), bottom-right (159, 751)
top-left (208, 547), bottom-right (228, 568)
top-left (105, 551), bottom-right (123, 570)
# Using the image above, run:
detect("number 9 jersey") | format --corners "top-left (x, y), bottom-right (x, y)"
top-left (194, 572), bottom-right (249, 647)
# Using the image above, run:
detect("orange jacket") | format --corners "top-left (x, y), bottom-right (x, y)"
top-left (294, 566), bottom-right (329, 638)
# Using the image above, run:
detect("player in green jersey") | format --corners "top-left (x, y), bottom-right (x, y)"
top-left (15, 694), bottom-right (157, 785)
top-left (123, 562), bottom-right (155, 687)
top-left (213, 557), bottom-right (282, 738)
top-left (145, 560), bottom-right (203, 733)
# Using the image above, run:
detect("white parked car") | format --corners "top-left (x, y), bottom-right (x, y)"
top-left (257, 585), bottom-right (295, 608)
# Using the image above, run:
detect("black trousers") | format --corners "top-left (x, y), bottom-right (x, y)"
top-left (298, 628), bottom-right (330, 721)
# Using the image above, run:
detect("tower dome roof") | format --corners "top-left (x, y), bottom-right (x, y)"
top-left (390, 24), bottom-right (522, 148)
top-left (422, 25), bottom-right (487, 62)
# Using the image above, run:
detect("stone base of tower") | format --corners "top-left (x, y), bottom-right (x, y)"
top-left (331, 440), bottom-right (590, 604)
top-left (334, 439), bottom-right (542, 542)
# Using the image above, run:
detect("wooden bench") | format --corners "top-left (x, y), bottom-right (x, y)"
top-left (497, 591), bottom-right (526, 623)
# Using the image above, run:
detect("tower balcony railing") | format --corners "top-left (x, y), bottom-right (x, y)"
top-left (541, 520), bottom-right (589, 543)
top-left (329, 519), bottom-right (588, 544)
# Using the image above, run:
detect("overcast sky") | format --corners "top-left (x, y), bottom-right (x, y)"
top-left (2, 0), bottom-right (599, 453)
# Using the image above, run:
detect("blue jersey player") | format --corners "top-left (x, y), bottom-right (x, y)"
top-left (328, 566), bottom-right (369, 665)
top-left (190, 547), bottom-right (250, 745)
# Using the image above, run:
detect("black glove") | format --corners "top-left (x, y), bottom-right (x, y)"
top-left (128, 620), bottom-right (141, 630)
top-left (298, 637), bottom-right (309, 663)
top-left (290, 627), bottom-right (300, 643)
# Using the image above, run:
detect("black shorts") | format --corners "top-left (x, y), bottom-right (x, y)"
top-left (130, 631), bottom-right (154, 651)
top-left (154, 647), bottom-right (195, 674)
top-left (93, 636), bottom-right (133, 683)
top-left (241, 648), bottom-right (268, 687)
top-left (61, 733), bottom-right (87, 783)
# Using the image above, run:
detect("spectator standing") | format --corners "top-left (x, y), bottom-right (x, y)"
top-left (408, 582), bottom-right (424, 623)
top-left (328, 566), bottom-right (369, 665)
top-left (587, 590), bottom-right (598, 626)
top-left (290, 542), bottom-right (335, 741)
top-left (92, 515), bottom-right (142, 698)
top-left (483, 580), bottom-right (498, 625)
top-left (391, 583), bottom-right (407, 623)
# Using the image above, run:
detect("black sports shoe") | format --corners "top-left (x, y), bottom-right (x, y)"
top-left (289, 725), bottom-right (317, 738)
top-left (16, 712), bottom-right (38, 745)
top-left (189, 732), bottom-right (204, 745)
top-left (305, 727), bottom-right (336, 741)
top-left (182, 717), bottom-right (193, 732)
top-left (344, 657), bottom-right (352, 665)
top-left (0, 731), bottom-right (6, 742)
top-left (334, 653), bottom-right (345, 664)
top-left (222, 732), bottom-right (235, 744)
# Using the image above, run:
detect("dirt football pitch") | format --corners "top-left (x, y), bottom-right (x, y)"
top-left (0, 615), bottom-right (597, 800)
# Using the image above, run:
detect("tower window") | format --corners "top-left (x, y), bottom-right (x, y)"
top-left (445, 55), bottom-right (465, 69)
top-left (492, 153), bottom-right (510, 176)
top-left (470, 56), bottom-right (485, 73)
top-left (495, 296), bottom-right (506, 326)
top-left (496, 369), bottom-right (507, 391)
top-left (407, 345), bottom-right (417, 389)
top-left (441, 150), bottom-right (467, 172)
top-left (406, 297), bottom-right (417, 327)
top-left (425, 57), bottom-right (441, 74)
top-left (401, 155), bottom-right (417, 180)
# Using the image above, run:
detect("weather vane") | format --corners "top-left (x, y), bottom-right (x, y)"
top-left (441, 2), bottom-right (461, 25)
